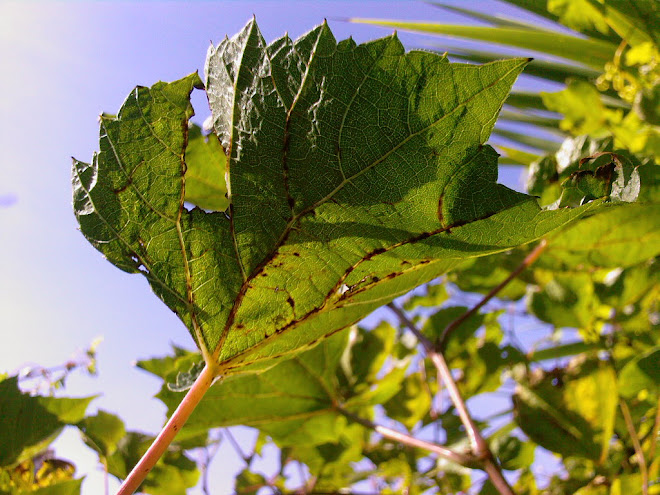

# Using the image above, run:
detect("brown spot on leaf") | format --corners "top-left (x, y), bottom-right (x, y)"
top-left (437, 196), bottom-right (444, 225)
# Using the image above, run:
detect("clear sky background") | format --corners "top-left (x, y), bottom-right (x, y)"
top-left (0, 1), bottom-right (559, 493)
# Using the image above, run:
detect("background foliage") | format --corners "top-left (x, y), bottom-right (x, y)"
top-left (2, 1), bottom-right (658, 494)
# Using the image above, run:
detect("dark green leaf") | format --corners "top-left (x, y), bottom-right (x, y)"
top-left (345, 323), bottom-right (396, 387)
top-left (618, 346), bottom-right (660, 399)
top-left (0, 377), bottom-right (94, 467)
top-left (77, 410), bottom-right (126, 458)
top-left (234, 468), bottom-right (266, 495)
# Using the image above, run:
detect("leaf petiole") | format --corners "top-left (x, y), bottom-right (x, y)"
top-left (116, 364), bottom-right (218, 495)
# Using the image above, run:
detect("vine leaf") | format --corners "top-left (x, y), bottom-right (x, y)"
top-left (138, 330), bottom-right (362, 447)
top-left (0, 377), bottom-right (94, 467)
top-left (183, 124), bottom-right (228, 211)
top-left (73, 19), bottom-right (597, 375)
top-left (513, 358), bottom-right (617, 463)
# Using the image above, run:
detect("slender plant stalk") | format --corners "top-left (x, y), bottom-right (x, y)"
top-left (103, 459), bottom-right (109, 495)
top-left (224, 427), bottom-right (250, 463)
top-left (336, 406), bottom-right (477, 467)
top-left (650, 397), bottom-right (660, 461)
top-left (116, 364), bottom-right (218, 495)
top-left (387, 303), bottom-right (515, 495)
top-left (439, 239), bottom-right (548, 348)
top-left (620, 400), bottom-right (648, 495)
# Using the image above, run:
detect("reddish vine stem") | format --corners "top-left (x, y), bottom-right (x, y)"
top-left (387, 303), bottom-right (514, 495)
top-left (116, 364), bottom-right (218, 495)
top-left (620, 400), bottom-right (648, 495)
top-left (336, 406), bottom-right (477, 467)
top-left (438, 239), bottom-right (548, 348)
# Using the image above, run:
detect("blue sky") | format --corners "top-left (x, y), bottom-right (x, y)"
top-left (0, 1), bottom-right (549, 493)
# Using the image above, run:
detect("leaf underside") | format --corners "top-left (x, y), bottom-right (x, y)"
top-left (73, 19), bottom-right (596, 374)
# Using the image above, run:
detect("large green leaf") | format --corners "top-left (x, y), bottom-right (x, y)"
top-left (0, 377), bottom-right (94, 467)
top-left (73, 20), bottom-right (599, 374)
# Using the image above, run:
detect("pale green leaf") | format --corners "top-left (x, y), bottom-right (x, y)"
top-left (402, 282), bottom-right (448, 311)
top-left (382, 373), bottom-right (432, 429)
top-left (514, 359), bottom-right (618, 462)
top-left (183, 124), bottom-right (228, 211)
top-left (547, 0), bottom-right (610, 35)
top-left (541, 80), bottom-right (608, 136)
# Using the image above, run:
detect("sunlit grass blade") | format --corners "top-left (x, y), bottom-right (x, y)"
top-left (427, 2), bottom-right (548, 30)
top-left (492, 128), bottom-right (562, 152)
top-left (349, 20), bottom-right (616, 69)
top-left (506, 91), bottom-right (548, 111)
top-left (494, 145), bottom-right (540, 166)
top-left (527, 340), bottom-right (605, 362)
top-left (499, 110), bottom-right (561, 129)
top-left (445, 48), bottom-right (600, 83)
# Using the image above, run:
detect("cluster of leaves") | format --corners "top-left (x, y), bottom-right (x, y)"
top-left (3, 1), bottom-right (658, 494)
top-left (0, 358), bottom-right (201, 495)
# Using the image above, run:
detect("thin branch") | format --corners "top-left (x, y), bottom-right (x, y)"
top-left (116, 364), bottom-right (218, 495)
top-left (336, 406), bottom-right (477, 468)
top-left (224, 427), bottom-right (250, 464)
top-left (620, 400), bottom-right (648, 495)
top-left (387, 303), bottom-right (515, 495)
top-left (650, 396), bottom-right (660, 461)
top-left (201, 430), bottom-right (223, 495)
top-left (439, 239), bottom-right (548, 348)
top-left (103, 459), bottom-right (109, 495)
